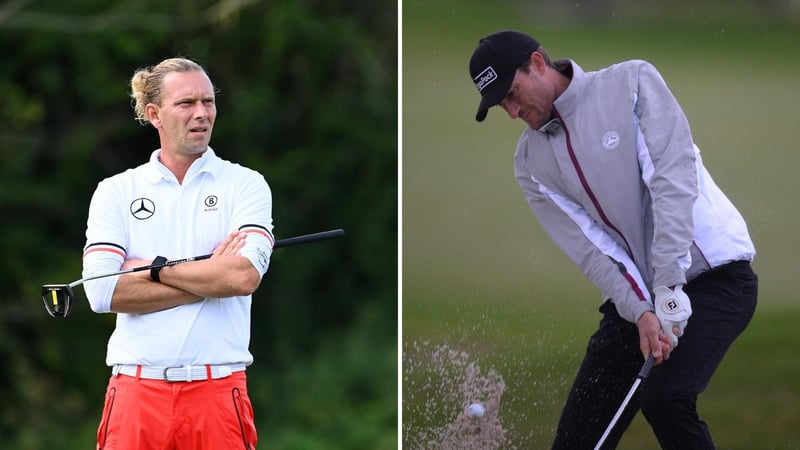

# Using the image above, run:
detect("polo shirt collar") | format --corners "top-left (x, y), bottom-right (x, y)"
top-left (145, 147), bottom-right (223, 184)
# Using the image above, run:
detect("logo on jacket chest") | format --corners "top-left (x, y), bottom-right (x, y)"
top-left (602, 131), bottom-right (621, 150)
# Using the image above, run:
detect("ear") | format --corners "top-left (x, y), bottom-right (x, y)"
top-left (530, 51), bottom-right (547, 74)
top-left (145, 103), bottom-right (162, 128)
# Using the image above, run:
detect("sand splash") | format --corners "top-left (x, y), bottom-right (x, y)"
top-left (402, 341), bottom-right (515, 449)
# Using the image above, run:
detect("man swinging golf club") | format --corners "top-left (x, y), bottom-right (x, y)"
top-left (469, 30), bottom-right (758, 449)
top-left (82, 57), bottom-right (272, 449)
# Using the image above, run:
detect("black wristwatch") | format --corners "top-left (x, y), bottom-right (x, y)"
top-left (151, 256), bottom-right (168, 282)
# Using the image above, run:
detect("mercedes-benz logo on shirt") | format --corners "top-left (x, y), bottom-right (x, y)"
top-left (130, 198), bottom-right (155, 220)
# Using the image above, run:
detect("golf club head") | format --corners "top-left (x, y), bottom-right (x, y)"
top-left (41, 284), bottom-right (75, 318)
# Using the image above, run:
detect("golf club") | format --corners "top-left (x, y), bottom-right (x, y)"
top-left (42, 228), bottom-right (345, 318)
top-left (594, 353), bottom-right (656, 450)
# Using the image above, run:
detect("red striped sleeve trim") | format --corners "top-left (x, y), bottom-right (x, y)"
top-left (238, 224), bottom-right (274, 248)
top-left (83, 242), bottom-right (126, 259)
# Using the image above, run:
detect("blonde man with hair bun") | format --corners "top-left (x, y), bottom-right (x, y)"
top-left (130, 58), bottom-right (208, 125)
top-left (82, 56), bottom-right (274, 449)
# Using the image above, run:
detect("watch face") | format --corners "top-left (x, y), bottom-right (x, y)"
top-left (151, 256), bottom-right (168, 282)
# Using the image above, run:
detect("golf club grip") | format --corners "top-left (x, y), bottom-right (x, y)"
top-left (273, 229), bottom-right (345, 248)
top-left (638, 353), bottom-right (656, 380)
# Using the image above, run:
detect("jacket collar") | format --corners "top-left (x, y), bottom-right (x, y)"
top-left (551, 59), bottom-right (584, 118)
top-left (536, 59), bottom-right (585, 134)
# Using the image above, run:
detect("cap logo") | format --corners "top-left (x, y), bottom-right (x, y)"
top-left (474, 66), bottom-right (498, 93)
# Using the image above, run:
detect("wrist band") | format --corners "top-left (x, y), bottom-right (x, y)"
top-left (151, 256), bottom-right (168, 282)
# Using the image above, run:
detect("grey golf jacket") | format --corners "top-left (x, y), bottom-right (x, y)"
top-left (514, 60), bottom-right (755, 324)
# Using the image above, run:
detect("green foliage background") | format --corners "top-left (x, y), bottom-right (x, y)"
top-left (0, 1), bottom-right (397, 449)
top-left (403, 0), bottom-right (800, 448)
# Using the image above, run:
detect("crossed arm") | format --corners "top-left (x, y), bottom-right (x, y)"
top-left (110, 230), bottom-right (262, 313)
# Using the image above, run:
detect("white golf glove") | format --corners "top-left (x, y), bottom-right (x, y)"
top-left (653, 285), bottom-right (692, 348)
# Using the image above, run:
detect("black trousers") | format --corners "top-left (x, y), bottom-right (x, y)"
top-left (551, 261), bottom-right (758, 450)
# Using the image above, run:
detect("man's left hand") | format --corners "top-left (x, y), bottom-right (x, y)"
top-left (653, 285), bottom-right (692, 348)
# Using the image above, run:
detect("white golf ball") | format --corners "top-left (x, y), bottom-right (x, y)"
top-left (467, 403), bottom-right (485, 419)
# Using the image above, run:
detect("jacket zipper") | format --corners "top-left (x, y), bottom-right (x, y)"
top-left (552, 108), bottom-right (646, 301)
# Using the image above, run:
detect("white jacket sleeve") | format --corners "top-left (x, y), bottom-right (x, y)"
top-left (634, 61), bottom-right (697, 288)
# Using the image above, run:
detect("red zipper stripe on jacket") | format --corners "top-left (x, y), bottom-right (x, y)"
top-left (553, 108), bottom-right (646, 301)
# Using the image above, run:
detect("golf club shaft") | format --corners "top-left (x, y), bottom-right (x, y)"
top-left (68, 254), bottom-right (211, 288)
top-left (274, 228), bottom-right (345, 249)
top-left (68, 228), bottom-right (345, 288)
top-left (594, 354), bottom-right (656, 450)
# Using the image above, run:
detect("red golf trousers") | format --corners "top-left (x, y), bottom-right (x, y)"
top-left (96, 370), bottom-right (257, 450)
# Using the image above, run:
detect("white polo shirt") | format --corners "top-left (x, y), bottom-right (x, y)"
top-left (82, 148), bottom-right (274, 367)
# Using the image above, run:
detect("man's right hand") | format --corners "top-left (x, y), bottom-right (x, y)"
top-left (636, 311), bottom-right (674, 365)
top-left (212, 230), bottom-right (247, 257)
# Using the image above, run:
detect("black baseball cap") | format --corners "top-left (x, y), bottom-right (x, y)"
top-left (469, 30), bottom-right (540, 122)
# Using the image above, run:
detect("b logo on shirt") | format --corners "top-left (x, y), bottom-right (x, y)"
top-left (130, 198), bottom-right (155, 220)
top-left (204, 195), bottom-right (219, 212)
